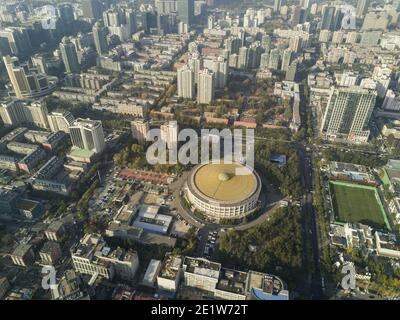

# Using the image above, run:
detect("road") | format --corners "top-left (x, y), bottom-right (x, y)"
top-left (296, 143), bottom-right (324, 299)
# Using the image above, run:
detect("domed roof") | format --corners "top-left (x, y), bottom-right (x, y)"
top-left (193, 162), bottom-right (258, 202)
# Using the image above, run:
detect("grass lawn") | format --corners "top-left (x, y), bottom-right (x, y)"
top-left (329, 182), bottom-right (389, 230)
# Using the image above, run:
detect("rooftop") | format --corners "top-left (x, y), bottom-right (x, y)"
top-left (183, 257), bottom-right (221, 279)
top-left (216, 268), bottom-right (248, 295)
top-left (11, 243), bottom-right (33, 257)
top-left (159, 253), bottom-right (182, 280)
top-left (192, 162), bottom-right (258, 202)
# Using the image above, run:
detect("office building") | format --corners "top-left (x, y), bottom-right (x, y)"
top-left (197, 69), bottom-right (215, 104)
top-left (69, 118), bottom-right (105, 154)
top-left (177, 64), bottom-right (195, 99)
top-left (321, 86), bottom-right (377, 143)
top-left (60, 37), bottom-right (80, 73)
top-left (93, 21), bottom-right (108, 56)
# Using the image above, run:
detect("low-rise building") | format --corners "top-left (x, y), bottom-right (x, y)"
top-left (71, 234), bottom-right (139, 280)
top-left (51, 270), bottom-right (90, 300)
top-left (214, 268), bottom-right (248, 300)
top-left (375, 231), bottom-right (400, 259)
top-left (0, 277), bottom-right (10, 299)
top-left (143, 259), bottom-right (162, 288)
top-left (246, 271), bottom-right (289, 300)
top-left (182, 257), bottom-right (221, 292)
top-left (157, 253), bottom-right (182, 292)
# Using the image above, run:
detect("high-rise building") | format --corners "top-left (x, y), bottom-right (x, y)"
top-left (238, 47), bottom-right (248, 70)
top-left (93, 21), bottom-right (108, 56)
top-left (285, 61), bottom-right (297, 81)
top-left (3, 56), bottom-right (56, 100)
top-left (225, 36), bottom-right (241, 55)
top-left (178, 21), bottom-right (188, 34)
top-left (203, 56), bottom-right (228, 89)
top-left (207, 15), bottom-right (215, 29)
top-left (59, 37), bottom-right (80, 73)
top-left (0, 100), bottom-right (49, 129)
top-left (274, 0), bottom-right (282, 13)
top-left (160, 121), bottom-right (178, 150)
top-left (58, 3), bottom-right (75, 25)
top-left (261, 34), bottom-right (271, 50)
top-left (47, 111), bottom-right (75, 133)
top-left (289, 36), bottom-right (302, 52)
top-left (321, 86), bottom-right (377, 143)
top-left (268, 49), bottom-right (281, 70)
top-left (69, 118), bottom-right (105, 154)
top-left (103, 8), bottom-right (124, 27)
top-left (0, 27), bottom-right (32, 57)
top-left (281, 49), bottom-right (292, 71)
top-left (247, 42), bottom-right (264, 69)
top-left (260, 52), bottom-right (269, 69)
top-left (131, 119), bottom-right (149, 142)
top-left (356, 0), bottom-right (370, 18)
top-left (125, 8), bottom-right (138, 36)
top-left (393, 0), bottom-right (400, 11)
top-left (155, 0), bottom-right (178, 14)
top-left (25, 100), bottom-right (50, 129)
top-left (177, 65), bottom-right (195, 99)
top-left (320, 6), bottom-right (335, 30)
top-left (291, 6), bottom-right (306, 26)
top-left (177, 0), bottom-right (194, 26)
top-left (300, 0), bottom-right (311, 10)
top-left (197, 69), bottom-right (214, 104)
top-left (188, 52), bottom-right (202, 84)
top-left (81, 0), bottom-right (103, 20)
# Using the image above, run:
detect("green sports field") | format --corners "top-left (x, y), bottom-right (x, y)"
top-left (329, 181), bottom-right (390, 230)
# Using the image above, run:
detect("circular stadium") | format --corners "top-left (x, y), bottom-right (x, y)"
top-left (184, 162), bottom-right (262, 220)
